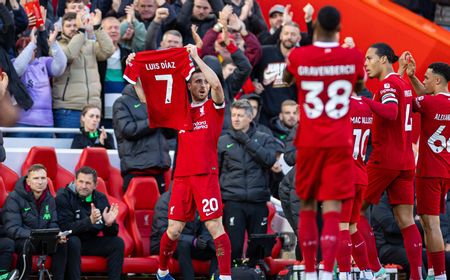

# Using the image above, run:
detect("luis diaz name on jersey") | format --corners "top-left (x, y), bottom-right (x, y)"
top-left (144, 60), bottom-right (176, 71)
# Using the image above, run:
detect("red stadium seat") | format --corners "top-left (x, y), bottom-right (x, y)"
top-left (0, 177), bottom-right (8, 208)
top-left (46, 178), bottom-right (57, 197)
top-left (164, 168), bottom-right (172, 192)
top-left (123, 177), bottom-right (160, 256)
top-left (267, 202), bottom-right (282, 258)
top-left (107, 195), bottom-right (134, 257)
top-left (21, 146), bottom-right (74, 192)
top-left (95, 177), bottom-right (109, 196)
top-left (75, 148), bottom-right (123, 200)
top-left (0, 163), bottom-right (19, 193)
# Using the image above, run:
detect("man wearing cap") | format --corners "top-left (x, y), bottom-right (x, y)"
top-left (258, 3), bottom-right (314, 46)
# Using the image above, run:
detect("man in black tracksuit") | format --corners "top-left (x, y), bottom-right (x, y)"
top-left (113, 84), bottom-right (173, 193)
top-left (218, 99), bottom-right (278, 261)
top-left (55, 166), bottom-right (124, 280)
top-left (2, 164), bottom-right (67, 280)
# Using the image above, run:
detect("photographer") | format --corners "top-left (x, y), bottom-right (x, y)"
top-left (1, 164), bottom-right (67, 280)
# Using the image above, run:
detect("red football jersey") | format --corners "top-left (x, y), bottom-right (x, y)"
top-left (350, 96), bottom-right (373, 185)
top-left (368, 73), bottom-right (415, 170)
top-left (286, 42), bottom-right (364, 148)
top-left (413, 92), bottom-right (450, 178)
top-left (174, 99), bottom-right (225, 177)
top-left (123, 48), bottom-right (195, 130)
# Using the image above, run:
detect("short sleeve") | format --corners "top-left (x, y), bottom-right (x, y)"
top-left (354, 50), bottom-right (365, 80)
top-left (123, 60), bottom-right (139, 85)
top-left (182, 51), bottom-right (195, 81)
top-left (379, 82), bottom-right (398, 104)
top-left (413, 95), bottom-right (426, 113)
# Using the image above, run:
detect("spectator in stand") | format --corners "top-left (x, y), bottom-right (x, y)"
top-left (269, 99), bottom-right (298, 143)
top-left (151, 190), bottom-right (217, 280)
top-left (218, 99), bottom-right (278, 261)
top-left (99, 17), bottom-right (131, 128)
top-left (258, 3), bottom-right (314, 46)
top-left (201, 5), bottom-right (262, 67)
top-left (253, 22), bottom-right (300, 126)
top-left (10, 26), bottom-right (66, 138)
top-left (52, 11), bottom-right (114, 137)
top-left (119, 4), bottom-right (147, 52)
top-left (144, 12), bottom-right (182, 50)
top-left (71, 104), bottom-right (115, 149)
top-left (55, 0), bottom-right (90, 29)
top-left (175, 0), bottom-right (222, 45)
top-left (240, 93), bottom-right (272, 135)
top-left (222, 0), bottom-right (267, 38)
top-left (0, 73), bottom-right (19, 161)
top-left (113, 83), bottom-right (173, 194)
top-left (4, 0), bottom-right (29, 37)
top-left (2, 164), bottom-right (68, 280)
top-left (56, 166), bottom-right (124, 280)
top-left (0, 1), bottom-right (33, 112)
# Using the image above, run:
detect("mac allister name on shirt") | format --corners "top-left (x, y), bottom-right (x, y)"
top-left (145, 60), bottom-right (176, 70)
top-left (351, 116), bottom-right (373, 124)
top-left (297, 65), bottom-right (356, 76)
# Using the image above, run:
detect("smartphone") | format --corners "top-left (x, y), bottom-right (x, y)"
top-left (24, 0), bottom-right (44, 28)
top-left (58, 230), bottom-right (72, 237)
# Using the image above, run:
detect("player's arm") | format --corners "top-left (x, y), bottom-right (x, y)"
top-left (354, 79), bottom-right (364, 93)
top-left (361, 96), bottom-right (398, 120)
top-left (186, 44), bottom-right (225, 105)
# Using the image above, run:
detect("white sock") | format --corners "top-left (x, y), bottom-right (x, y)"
top-left (321, 271), bottom-right (333, 280)
top-left (219, 276), bottom-right (232, 280)
top-left (362, 269), bottom-right (374, 279)
top-left (157, 269), bottom-right (169, 277)
top-left (339, 272), bottom-right (351, 280)
top-left (428, 268), bottom-right (435, 277)
top-left (435, 274), bottom-right (446, 280)
top-left (306, 272), bottom-right (318, 280)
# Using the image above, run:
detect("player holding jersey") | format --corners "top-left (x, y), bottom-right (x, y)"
top-left (284, 6), bottom-right (364, 280)
top-left (406, 59), bottom-right (450, 280)
top-left (361, 43), bottom-right (423, 280)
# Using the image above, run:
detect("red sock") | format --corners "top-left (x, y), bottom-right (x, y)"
top-left (337, 230), bottom-right (352, 273)
top-left (299, 210), bottom-right (318, 272)
top-left (351, 231), bottom-right (370, 270)
top-left (429, 251), bottom-right (445, 276)
top-left (401, 225), bottom-right (423, 280)
top-left (321, 211), bottom-right (340, 272)
top-left (159, 231), bottom-right (178, 270)
top-left (214, 233), bottom-right (231, 276)
top-left (357, 215), bottom-right (382, 271)
top-left (427, 251), bottom-right (433, 269)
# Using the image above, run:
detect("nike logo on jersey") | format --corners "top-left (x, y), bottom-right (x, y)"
top-left (354, 242), bottom-right (364, 248)
top-left (134, 104), bottom-right (141, 108)
top-left (205, 211), bottom-right (216, 217)
top-left (226, 143), bottom-right (234, 149)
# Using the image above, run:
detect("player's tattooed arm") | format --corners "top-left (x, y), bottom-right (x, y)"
top-left (401, 52), bottom-right (427, 96)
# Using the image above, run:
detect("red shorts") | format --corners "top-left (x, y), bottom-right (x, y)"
top-left (416, 177), bottom-right (450, 215)
top-left (295, 147), bottom-right (354, 201)
top-left (168, 174), bottom-right (223, 221)
top-left (365, 166), bottom-right (414, 205)
top-left (341, 184), bottom-right (366, 223)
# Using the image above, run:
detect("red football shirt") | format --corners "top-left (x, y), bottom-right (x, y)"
top-left (286, 42), bottom-right (364, 148)
top-left (123, 48), bottom-right (195, 130)
top-left (413, 92), bottom-right (450, 178)
top-left (368, 73), bottom-right (415, 170)
top-left (350, 96), bottom-right (373, 185)
top-left (174, 99), bottom-right (225, 177)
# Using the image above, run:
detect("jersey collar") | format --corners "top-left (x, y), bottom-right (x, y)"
top-left (384, 72), bottom-right (399, 79)
top-left (436, 92), bottom-right (450, 97)
top-left (313, 41), bottom-right (340, 48)
top-left (191, 99), bottom-right (208, 107)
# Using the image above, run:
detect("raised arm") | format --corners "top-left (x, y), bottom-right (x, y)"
top-left (186, 44), bottom-right (224, 104)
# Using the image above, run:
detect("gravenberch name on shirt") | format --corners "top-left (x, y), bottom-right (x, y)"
top-left (298, 65), bottom-right (356, 76)
top-left (435, 114), bottom-right (450, 121)
top-left (145, 60), bottom-right (176, 71)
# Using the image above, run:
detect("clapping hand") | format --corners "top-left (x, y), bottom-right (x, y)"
top-left (90, 203), bottom-right (102, 224)
top-left (99, 126), bottom-right (107, 145)
top-left (0, 72), bottom-right (9, 100)
top-left (103, 203), bottom-right (119, 226)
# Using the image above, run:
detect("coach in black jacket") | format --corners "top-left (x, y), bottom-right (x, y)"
top-left (113, 84), bottom-right (173, 194)
top-left (2, 164), bottom-right (67, 279)
top-left (56, 166), bottom-right (124, 280)
top-left (218, 99), bottom-right (277, 261)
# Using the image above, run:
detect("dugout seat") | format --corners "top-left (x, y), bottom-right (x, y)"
top-left (0, 177), bottom-right (8, 208)
top-left (21, 146), bottom-right (74, 192)
top-left (123, 177), bottom-right (160, 256)
top-left (75, 148), bottom-right (123, 200)
top-left (0, 163), bottom-right (19, 193)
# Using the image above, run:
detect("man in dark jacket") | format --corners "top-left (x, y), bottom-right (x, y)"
top-left (113, 83), bottom-right (173, 194)
top-left (218, 99), bottom-right (278, 261)
top-left (151, 190), bottom-right (217, 280)
top-left (55, 166), bottom-right (124, 280)
top-left (1, 164), bottom-right (67, 280)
